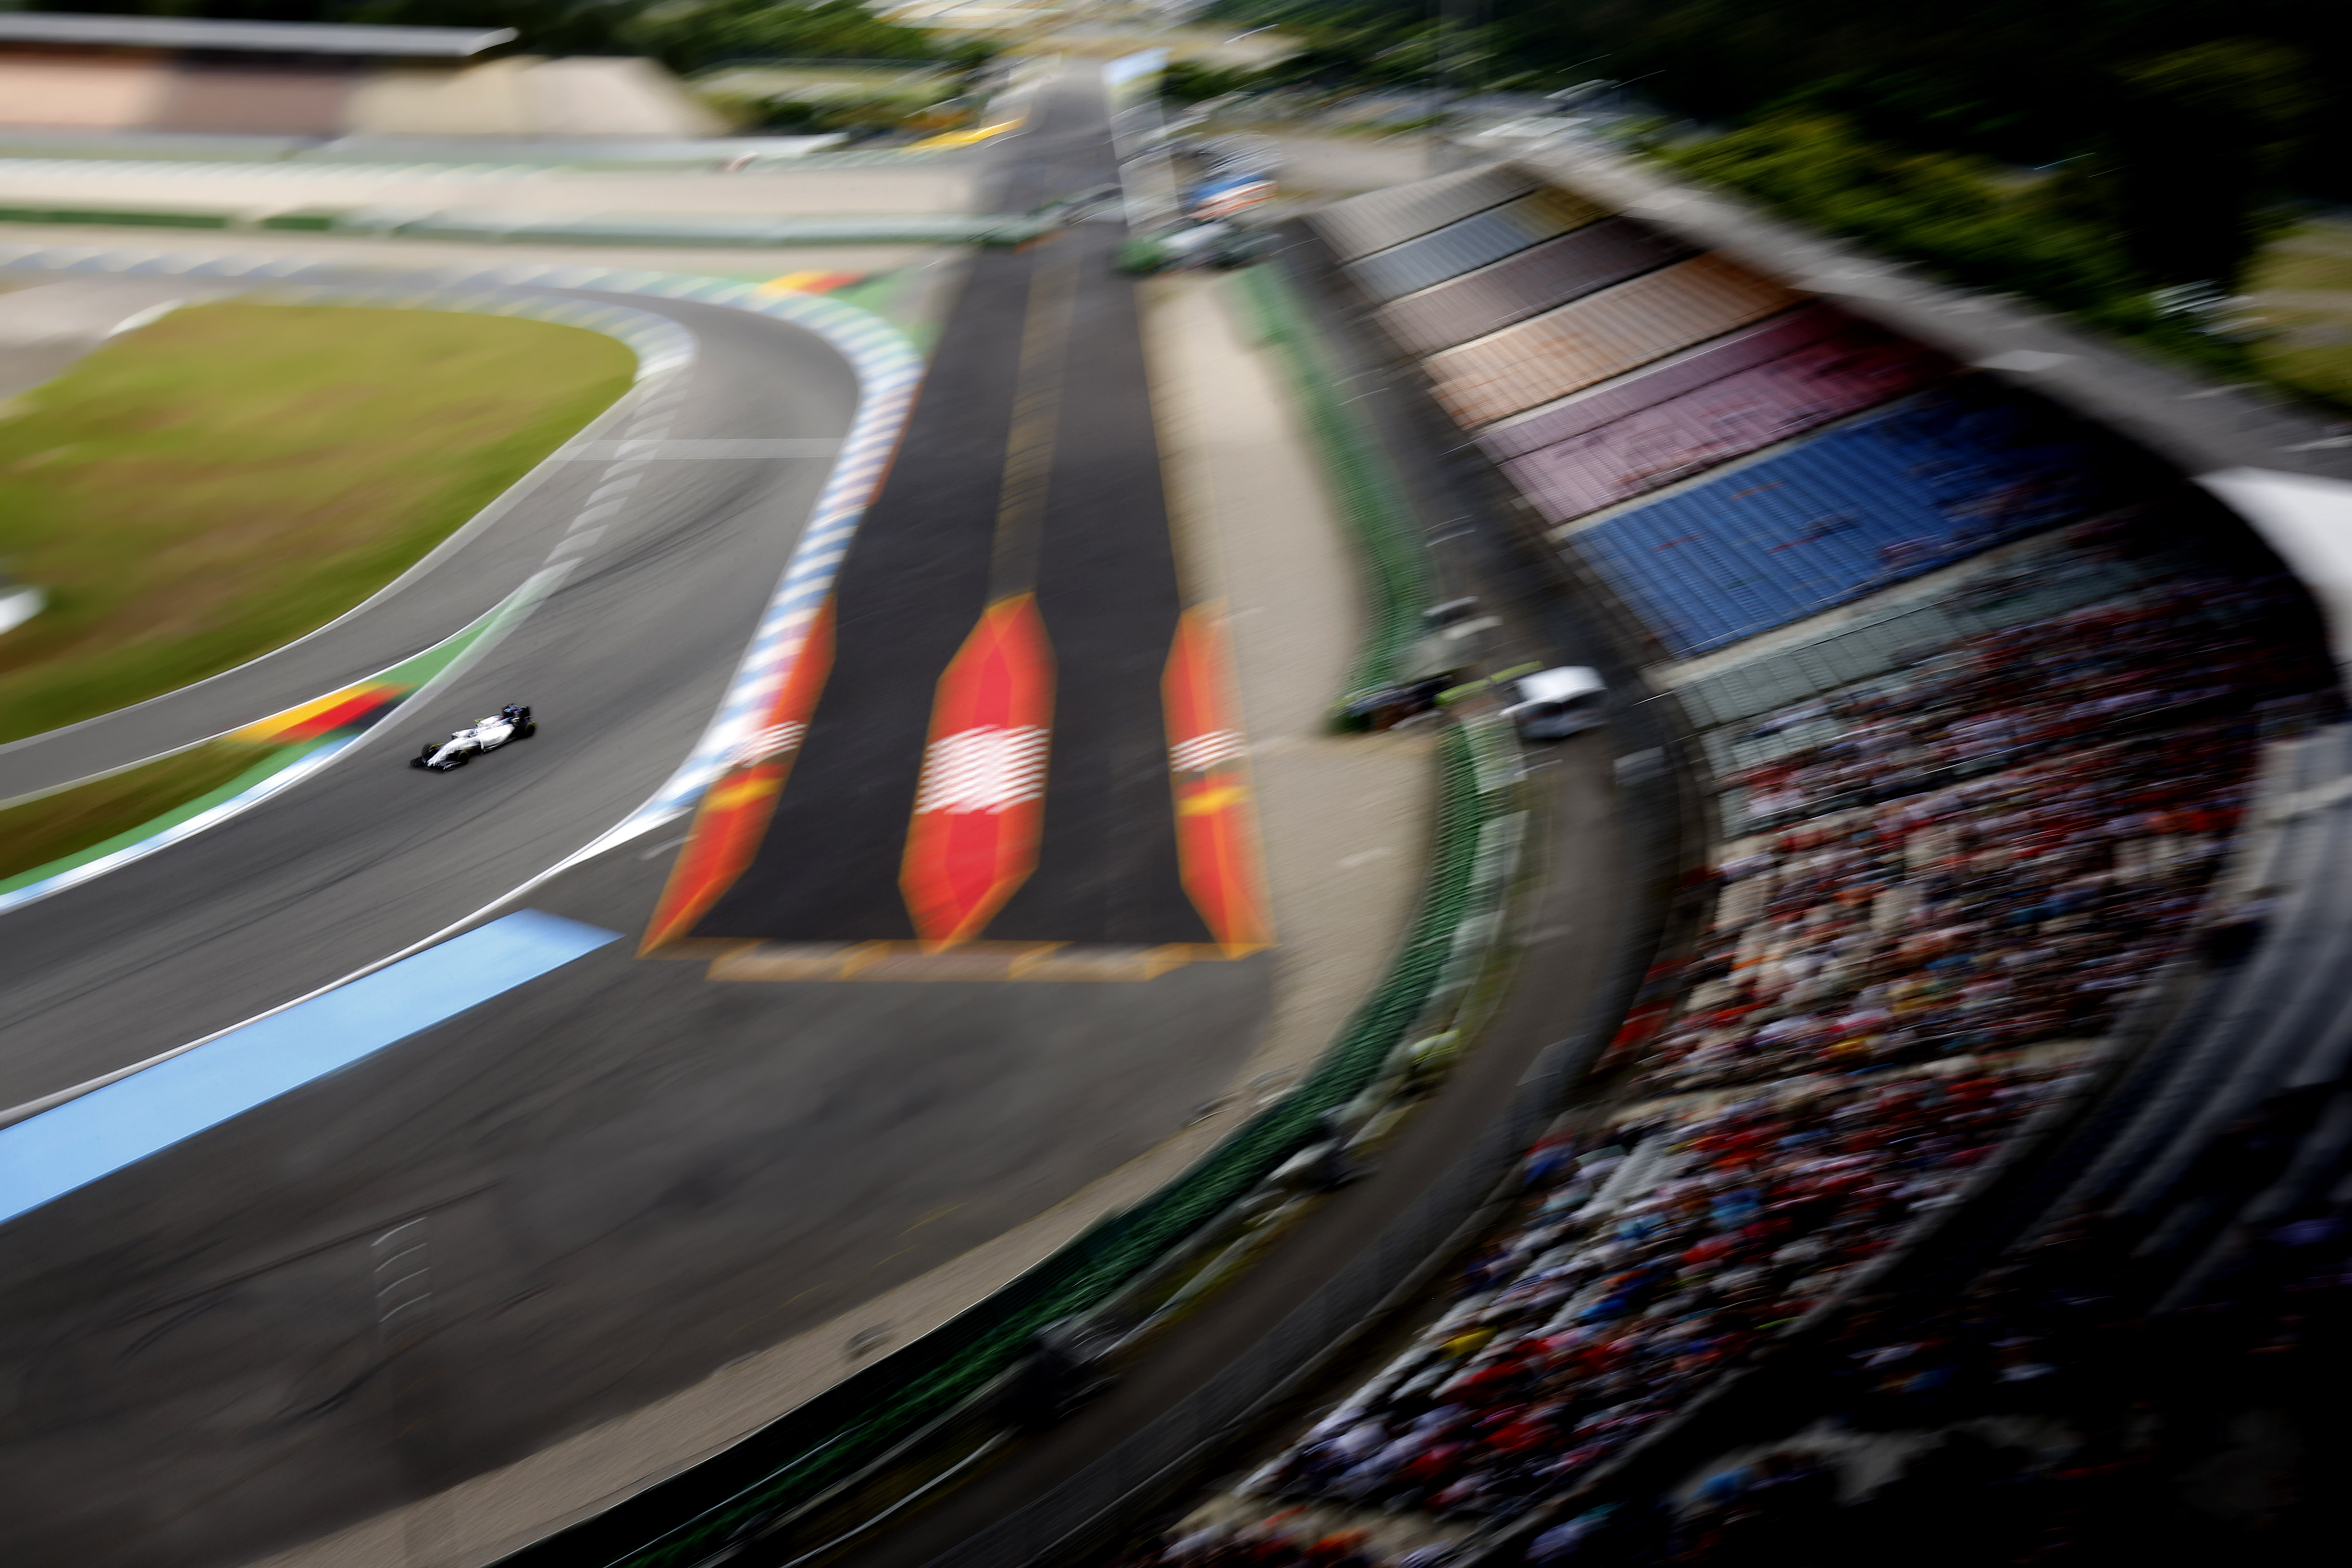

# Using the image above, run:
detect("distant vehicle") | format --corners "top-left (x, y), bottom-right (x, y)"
top-left (1117, 219), bottom-right (1271, 274)
top-left (412, 704), bottom-right (535, 771)
top-left (1501, 667), bottom-right (1607, 740)
top-left (1045, 183), bottom-right (1123, 221)
top-left (1185, 173), bottom-right (1276, 221)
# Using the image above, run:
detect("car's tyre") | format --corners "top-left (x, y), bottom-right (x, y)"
top-left (447, 750), bottom-right (470, 767)
top-left (517, 722), bottom-right (536, 739)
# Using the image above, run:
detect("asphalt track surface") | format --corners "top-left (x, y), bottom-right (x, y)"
top-left (0, 288), bottom-right (861, 1108)
top-left (0, 70), bottom-right (1271, 1568)
top-left (695, 71), bottom-right (1209, 946)
top-left (0, 841), bottom-right (1266, 1568)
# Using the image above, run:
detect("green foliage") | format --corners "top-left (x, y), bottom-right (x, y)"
top-left (2088, 38), bottom-right (2320, 285)
top-left (621, 0), bottom-right (980, 73)
top-left (1209, 2), bottom-right (2352, 199)
top-left (701, 86), bottom-right (951, 135)
top-left (1658, 115), bottom-right (2139, 317)
top-left (1654, 112), bottom-right (2276, 386)
top-left (334, 0), bottom-right (644, 56)
top-left (1162, 58), bottom-right (1269, 104)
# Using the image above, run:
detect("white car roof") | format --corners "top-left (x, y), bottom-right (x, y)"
top-left (1515, 666), bottom-right (1605, 704)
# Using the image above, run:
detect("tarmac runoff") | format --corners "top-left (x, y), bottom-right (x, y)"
top-left (0, 75), bottom-right (1430, 1566)
top-left (0, 95), bottom-right (1273, 1563)
top-left (227, 274), bottom-right (1436, 1568)
top-left (0, 910), bottom-right (620, 1224)
top-left (0, 289), bottom-right (879, 1568)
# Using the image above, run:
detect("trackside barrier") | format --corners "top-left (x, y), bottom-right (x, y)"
top-left (1228, 264), bottom-right (1435, 719)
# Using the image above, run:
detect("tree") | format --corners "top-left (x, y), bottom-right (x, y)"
top-left (2087, 38), bottom-right (2319, 286)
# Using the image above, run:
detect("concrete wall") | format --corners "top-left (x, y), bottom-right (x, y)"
top-left (0, 49), bottom-right (724, 141)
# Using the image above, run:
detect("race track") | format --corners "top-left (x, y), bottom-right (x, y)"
top-left (0, 281), bottom-right (723, 804)
top-left (0, 290), bottom-right (861, 1104)
top-left (0, 82), bottom-right (1274, 1566)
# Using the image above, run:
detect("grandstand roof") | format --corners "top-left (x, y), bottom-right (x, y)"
top-left (0, 14), bottom-right (515, 58)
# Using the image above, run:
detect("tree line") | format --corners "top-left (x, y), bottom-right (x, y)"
top-left (1206, 0), bottom-right (2346, 293)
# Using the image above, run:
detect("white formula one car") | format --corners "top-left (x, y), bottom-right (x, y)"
top-left (411, 704), bottom-right (535, 771)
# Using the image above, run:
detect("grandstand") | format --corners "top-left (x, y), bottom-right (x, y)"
top-left (1104, 162), bottom-right (2345, 1567)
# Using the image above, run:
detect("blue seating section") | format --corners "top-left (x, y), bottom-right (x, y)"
top-left (1573, 384), bottom-right (2124, 658)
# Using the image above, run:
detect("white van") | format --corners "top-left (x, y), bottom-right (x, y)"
top-left (1501, 666), bottom-right (1607, 740)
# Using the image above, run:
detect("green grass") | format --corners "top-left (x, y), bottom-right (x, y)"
top-left (2252, 243), bottom-right (2352, 294)
top-left (0, 302), bottom-right (633, 744)
top-left (0, 741), bottom-right (271, 883)
top-left (2246, 226), bottom-right (2352, 407)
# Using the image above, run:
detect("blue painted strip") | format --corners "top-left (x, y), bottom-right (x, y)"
top-left (0, 910), bottom-right (620, 1224)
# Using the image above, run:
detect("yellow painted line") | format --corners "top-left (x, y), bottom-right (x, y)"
top-left (908, 113), bottom-right (1027, 150)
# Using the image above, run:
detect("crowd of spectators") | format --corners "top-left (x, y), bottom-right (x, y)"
top-left (1636, 584), bottom-right (2324, 1096)
top-left (1726, 585), bottom-right (2310, 827)
top-left (1600, 1193), bottom-right (2352, 1567)
top-left (1255, 1062), bottom-right (2074, 1496)
top-left (1123, 1184), bottom-right (2352, 1568)
top-left (1108, 573), bottom-right (2327, 1568)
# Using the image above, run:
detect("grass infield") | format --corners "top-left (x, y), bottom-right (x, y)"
top-left (0, 301), bottom-right (633, 744)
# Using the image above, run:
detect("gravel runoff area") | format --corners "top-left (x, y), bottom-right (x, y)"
top-left (240, 271), bottom-right (1437, 1568)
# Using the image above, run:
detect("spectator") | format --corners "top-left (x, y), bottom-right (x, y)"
top-left (1120, 571), bottom-right (2331, 1568)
